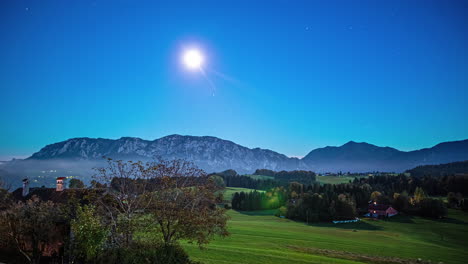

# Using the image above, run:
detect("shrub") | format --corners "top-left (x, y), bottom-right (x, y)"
top-left (97, 244), bottom-right (200, 264)
top-left (70, 205), bottom-right (108, 263)
top-left (460, 199), bottom-right (468, 212)
top-left (275, 206), bottom-right (287, 217)
top-left (418, 198), bottom-right (447, 218)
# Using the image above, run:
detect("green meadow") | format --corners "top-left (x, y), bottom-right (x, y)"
top-left (316, 175), bottom-right (356, 184)
top-left (223, 187), bottom-right (265, 201)
top-left (183, 209), bottom-right (468, 264)
top-left (244, 174), bottom-right (275, 180)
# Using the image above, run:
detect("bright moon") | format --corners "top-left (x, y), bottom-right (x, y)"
top-left (183, 49), bottom-right (204, 69)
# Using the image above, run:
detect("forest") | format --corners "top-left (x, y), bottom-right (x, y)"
top-left (230, 173), bottom-right (468, 223)
top-left (406, 160), bottom-right (468, 177)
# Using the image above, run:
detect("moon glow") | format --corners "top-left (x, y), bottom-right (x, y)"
top-left (182, 49), bottom-right (204, 69)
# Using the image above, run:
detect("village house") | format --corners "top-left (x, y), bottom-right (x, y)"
top-left (6, 177), bottom-right (103, 260)
top-left (12, 177), bottom-right (99, 203)
top-left (367, 202), bottom-right (398, 218)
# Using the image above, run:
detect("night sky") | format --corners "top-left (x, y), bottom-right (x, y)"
top-left (1, 0), bottom-right (467, 160)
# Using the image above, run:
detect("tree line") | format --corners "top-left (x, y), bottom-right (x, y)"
top-left (253, 169), bottom-right (316, 184)
top-left (406, 160), bottom-right (468, 178)
top-left (353, 174), bottom-right (468, 195)
top-left (222, 175), bottom-right (279, 190)
top-left (231, 187), bottom-right (287, 211)
top-left (230, 174), bottom-right (468, 222)
top-left (209, 169), bottom-right (317, 190)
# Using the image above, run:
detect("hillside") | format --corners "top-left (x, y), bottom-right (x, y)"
top-left (183, 209), bottom-right (468, 264)
top-left (303, 140), bottom-right (468, 172)
top-left (406, 160), bottom-right (468, 177)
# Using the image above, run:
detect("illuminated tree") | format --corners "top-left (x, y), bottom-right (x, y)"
top-left (70, 205), bottom-right (108, 262)
top-left (414, 187), bottom-right (427, 204)
top-left (370, 191), bottom-right (382, 202)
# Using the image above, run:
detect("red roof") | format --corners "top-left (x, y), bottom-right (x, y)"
top-left (56, 177), bottom-right (66, 180)
top-left (368, 204), bottom-right (390, 211)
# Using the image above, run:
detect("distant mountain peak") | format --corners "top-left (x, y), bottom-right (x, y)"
top-left (303, 139), bottom-right (468, 172)
top-left (8, 136), bottom-right (468, 175)
top-left (342, 141), bottom-right (379, 147)
top-left (26, 135), bottom-right (305, 174)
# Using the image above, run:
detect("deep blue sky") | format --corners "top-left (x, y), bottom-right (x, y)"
top-left (1, 0), bottom-right (467, 160)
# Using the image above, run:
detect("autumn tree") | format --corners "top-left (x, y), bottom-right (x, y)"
top-left (0, 197), bottom-right (64, 264)
top-left (144, 159), bottom-right (229, 247)
top-left (94, 158), bottom-right (154, 248)
top-left (413, 187), bottom-right (427, 204)
top-left (370, 191), bottom-right (382, 202)
top-left (94, 158), bottom-right (229, 250)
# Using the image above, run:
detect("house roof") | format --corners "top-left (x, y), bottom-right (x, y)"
top-left (11, 187), bottom-right (104, 203)
top-left (368, 204), bottom-right (391, 211)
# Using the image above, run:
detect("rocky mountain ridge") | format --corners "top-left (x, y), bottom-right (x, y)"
top-left (24, 135), bottom-right (468, 173)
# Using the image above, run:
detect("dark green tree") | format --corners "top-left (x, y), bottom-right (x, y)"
top-left (68, 178), bottom-right (85, 188)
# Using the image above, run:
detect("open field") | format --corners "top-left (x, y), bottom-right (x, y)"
top-left (244, 174), bottom-right (275, 180)
top-left (316, 175), bottom-right (356, 184)
top-left (222, 187), bottom-right (265, 201)
top-left (183, 209), bottom-right (468, 264)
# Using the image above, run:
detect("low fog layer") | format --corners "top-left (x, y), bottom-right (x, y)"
top-left (0, 159), bottom-right (108, 189)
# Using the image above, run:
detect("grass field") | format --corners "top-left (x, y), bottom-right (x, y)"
top-left (246, 174), bottom-right (358, 185)
top-left (316, 175), bottom-right (356, 184)
top-left (183, 209), bottom-right (468, 264)
top-left (222, 187), bottom-right (265, 201)
top-left (243, 174), bottom-right (275, 180)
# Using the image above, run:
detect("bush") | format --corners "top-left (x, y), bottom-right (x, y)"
top-left (460, 199), bottom-right (468, 212)
top-left (97, 244), bottom-right (200, 264)
top-left (275, 206), bottom-right (287, 217)
top-left (70, 205), bottom-right (108, 262)
top-left (418, 198), bottom-right (447, 218)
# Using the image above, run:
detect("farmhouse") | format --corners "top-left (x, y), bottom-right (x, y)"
top-left (12, 177), bottom-right (102, 203)
top-left (367, 202), bottom-right (398, 218)
top-left (6, 178), bottom-right (103, 259)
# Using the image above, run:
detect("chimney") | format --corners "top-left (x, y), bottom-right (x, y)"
top-left (22, 178), bottom-right (29, 197)
top-left (56, 177), bottom-right (66, 192)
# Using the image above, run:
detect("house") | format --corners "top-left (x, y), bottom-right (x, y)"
top-left (367, 202), bottom-right (398, 218)
top-left (6, 178), bottom-right (104, 260)
top-left (12, 177), bottom-right (103, 203)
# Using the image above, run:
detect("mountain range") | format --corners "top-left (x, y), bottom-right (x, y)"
top-left (28, 135), bottom-right (304, 173)
top-left (1, 135), bottom-right (468, 187)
